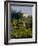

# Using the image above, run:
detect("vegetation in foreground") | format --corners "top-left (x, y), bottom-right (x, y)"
top-left (10, 11), bottom-right (32, 38)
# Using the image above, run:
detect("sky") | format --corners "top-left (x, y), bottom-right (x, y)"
top-left (11, 6), bottom-right (32, 15)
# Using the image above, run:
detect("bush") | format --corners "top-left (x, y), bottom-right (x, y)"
top-left (10, 12), bottom-right (32, 38)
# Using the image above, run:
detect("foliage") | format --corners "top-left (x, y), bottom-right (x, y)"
top-left (10, 11), bottom-right (32, 38)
